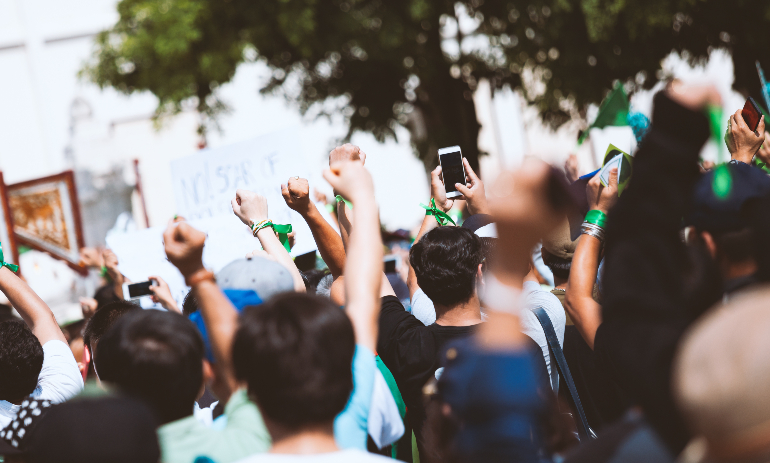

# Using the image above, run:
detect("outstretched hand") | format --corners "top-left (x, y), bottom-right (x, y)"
top-left (281, 177), bottom-right (312, 215)
top-left (329, 143), bottom-right (366, 166)
top-left (323, 161), bottom-right (374, 204)
top-left (163, 221), bottom-right (206, 279)
top-left (587, 168), bottom-right (618, 213)
top-left (454, 158), bottom-right (488, 215)
top-left (726, 109), bottom-right (765, 164)
top-left (231, 189), bottom-right (268, 226)
top-left (488, 159), bottom-right (565, 282)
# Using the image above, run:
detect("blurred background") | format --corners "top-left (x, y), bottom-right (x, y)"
top-left (0, 0), bottom-right (765, 316)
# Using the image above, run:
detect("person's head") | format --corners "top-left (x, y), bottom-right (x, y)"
top-left (409, 227), bottom-right (484, 308)
top-left (674, 286), bottom-right (770, 462)
top-left (217, 257), bottom-right (295, 297)
top-left (0, 320), bottom-right (43, 402)
top-left (688, 163), bottom-right (770, 281)
top-left (28, 395), bottom-right (160, 463)
top-left (83, 300), bottom-right (140, 365)
top-left (95, 310), bottom-right (206, 424)
top-left (232, 292), bottom-right (355, 434)
top-left (540, 217), bottom-right (578, 283)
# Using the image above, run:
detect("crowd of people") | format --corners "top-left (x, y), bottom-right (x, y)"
top-left (1, 80), bottom-right (770, 463)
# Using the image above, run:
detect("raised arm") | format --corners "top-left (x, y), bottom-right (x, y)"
top-left (323, 161), bottom-right (382, 352)
top-left (163, 221), bottom-right (239, 400)
top-left (232, 189), bottom-right (306, 293)
top-left (103, 249), bottom-right (127, 301)
top-left (407, 165), bottom-right (453, 298)
top-left (281, 177), bottom-right (346, 279)
top-left (0, 267), bottom-right (66, 345)
top-left (565, 168), bottom-right (618, 349)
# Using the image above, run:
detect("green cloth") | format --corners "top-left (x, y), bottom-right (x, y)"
top-left (375, 355), bottom-right (407, 459)
top-left (579, 84), bottom-right (630, 143)
top-left (157, 388), bottom-right (270, 463)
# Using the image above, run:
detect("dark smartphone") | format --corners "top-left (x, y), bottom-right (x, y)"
top-left (438, 146), bottom-right (467, 199)
top-left (742, 97), bottom-right (762, 131)
top-left (294, 251), bottom-right (317, 272)
top-left (123, 280), bottom-right (156, 300)
top-left (384, 257), bottom-right (397, 274)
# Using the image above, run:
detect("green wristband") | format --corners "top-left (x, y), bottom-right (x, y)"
top-left (420, 198), bottom-right (456, 227)
top-left (335, 195), bottom-right (352, 209)
top-left (584, 210), bottom-right (607, 229)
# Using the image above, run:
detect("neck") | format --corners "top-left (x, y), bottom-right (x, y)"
top-left (553, 276), bottom-right (568, 290)
top-left (435, 295), bottom-right (483, 326)
top-left (269, 421), bottom-right (338, 455)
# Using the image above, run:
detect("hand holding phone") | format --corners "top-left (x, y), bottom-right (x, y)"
top-left (122, 280), bottom-right (158, 301)
top-left (727, 103), bottom-right (765, 163)
top-left (437, 146), bottom-right (467, 200)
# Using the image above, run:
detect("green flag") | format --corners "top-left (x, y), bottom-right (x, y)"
top-left (579, 84), bottom-right (630, 144)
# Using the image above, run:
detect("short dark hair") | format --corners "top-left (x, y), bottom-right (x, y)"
top-left (95, 310), bottom-right (204, 424)
top-left (232, 293), bottom-right (355, 429)
top-left (541, 247), bottom-right (572, 280)
top-left (83, 301), bottom-right (140, 359)
top-left (182, 291), bottom-right (199, 317)
top-left (0, 320), bottom-right (44, 400)
top-left (409, 227), bottom-right (484, 306)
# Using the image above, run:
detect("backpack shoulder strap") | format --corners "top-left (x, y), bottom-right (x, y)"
top-left (533, 306), bottom-right (592, 441)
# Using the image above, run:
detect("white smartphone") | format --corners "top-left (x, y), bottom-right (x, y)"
top-left (122, 280), bottom-right (158, 301)
top-left (437, 146), bottom-right (467, 199)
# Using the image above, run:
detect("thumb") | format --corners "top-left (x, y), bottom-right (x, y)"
top-left (455, 182), bottom-right (472, 197)
top-left (608, 168), bottom-right (619, 189)
top-left (758, 115), bottom-right (766, 136)
top-left (280, 184), bottom-right (290, 200)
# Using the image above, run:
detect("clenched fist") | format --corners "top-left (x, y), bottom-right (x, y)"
top-left (281, 177), bottom-right (312, 215)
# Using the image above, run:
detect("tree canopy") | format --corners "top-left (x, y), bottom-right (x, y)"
top-left (82, 0), bottom-right (770, 171)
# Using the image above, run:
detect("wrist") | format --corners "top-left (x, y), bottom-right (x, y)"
top-left (298, 202), bottom-right (316, 218)
top-left (185, 268), bottom-right (215, 287)
top-left (732, 150), bottom-right (754, 164)
top-left (432, 198), bottom-right (451, 213)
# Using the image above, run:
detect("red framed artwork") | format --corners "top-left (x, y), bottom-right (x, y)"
top-left (7, 171), bottom-right (86, 274)
top-left (0, 172), bottom-right (19, 269)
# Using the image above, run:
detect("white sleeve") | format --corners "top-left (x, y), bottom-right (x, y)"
top-left (34, 340), bottom-right (84, 404)
top-left (409, 288), bottom-right (437, 326)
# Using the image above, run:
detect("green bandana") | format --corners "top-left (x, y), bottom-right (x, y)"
top-left (420, 198), bottom-right (456, 226)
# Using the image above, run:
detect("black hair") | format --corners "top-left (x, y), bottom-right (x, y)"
top-left (409, 227), bottom-right (484, 307)
top-left (83, 300), bottom-right (140, 359)
top-left (182, 291), bottom-right (199, 317)
top-left (232, 292), bottom-right (355, 429)
top-left (0, 320), bottom-right (44, 400)
top-left (541, 247), bottom-right (572, 281)
top-left (93, 284), bottom-right (121, 310)
top-left (95, 310), bottom-right (204, 424)
top-left (300, 269), bottom-right (332, 295)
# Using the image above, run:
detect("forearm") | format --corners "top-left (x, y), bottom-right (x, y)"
top-left (337, 202), bottom-right (352, 250)
top-left (344, 197), bottom-right (383, 352)
top-left (0, 267), bottom-right (65, 344)
top-left (565, 235), bottom-right (603, 348)
top-left (407, 214), bottom-right (440, 298)
top-left (256, 228), bottom-right (306, 292)
top-left (193, 279), bottom-right (239, 398)
top-left (302, 204), bottom-right (346, 278)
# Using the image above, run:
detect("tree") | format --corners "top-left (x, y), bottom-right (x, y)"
top-left (82, 0), bottom-right (770, 174)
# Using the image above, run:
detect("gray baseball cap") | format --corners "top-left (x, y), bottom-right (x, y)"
top-left (216, 257), bottom-right (295, 300)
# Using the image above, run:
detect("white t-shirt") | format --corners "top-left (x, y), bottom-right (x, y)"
top-left (519, 281), bottom-right (566, 391)
top-left (236, 449), bottom-right (396, 462)
top-left (0, 340), bottom-right (84, 429)
top-left (409, 282), bottom-right (565, 390)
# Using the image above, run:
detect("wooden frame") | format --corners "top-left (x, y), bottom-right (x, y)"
top-left (7, 171), bottom-right (86, 274)
top-left (0, 172), bottom-right (19, 270)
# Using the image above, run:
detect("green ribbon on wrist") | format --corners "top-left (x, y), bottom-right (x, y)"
top-left (335, 195), bottom-right (352, 209)
top-left (251, 221), bottom-right (294, 252)
top-left (420, 198), bottom-right (456, 227)
top-left (584, 210), bottom-right (608, 229)
top-left (0, 242), bottom-right (18, 273)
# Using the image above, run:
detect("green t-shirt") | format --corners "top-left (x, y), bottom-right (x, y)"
top-left (157, 388), bottom-right (270, 463)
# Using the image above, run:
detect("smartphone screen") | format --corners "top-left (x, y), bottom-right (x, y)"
top-left (439, 149), bottom-right (465, 193)
top-left (743, 97), bottom-right (762, 131)
top-left (128, 281), bottom-right (154, 299)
